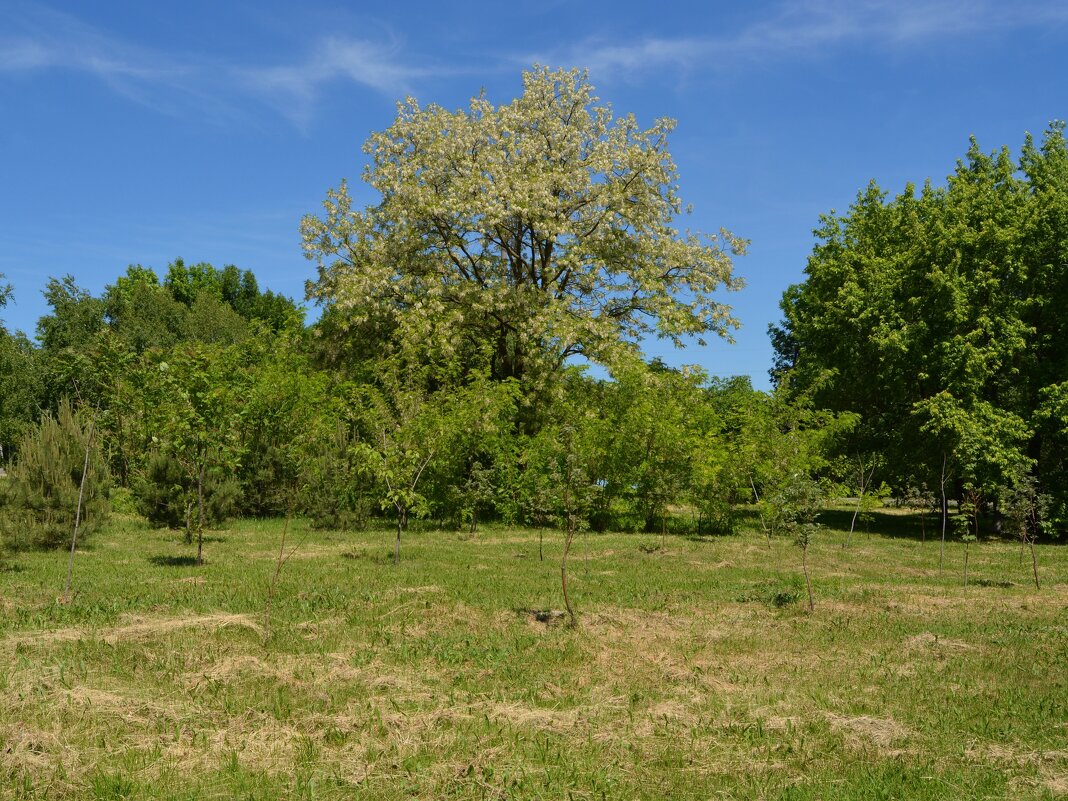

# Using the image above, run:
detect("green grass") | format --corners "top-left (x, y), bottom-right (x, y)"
top-left (0, 511), bottom-right (1066, 799)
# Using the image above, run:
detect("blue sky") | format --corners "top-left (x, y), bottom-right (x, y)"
top-left (2, 0), bottom-right (1066, 387)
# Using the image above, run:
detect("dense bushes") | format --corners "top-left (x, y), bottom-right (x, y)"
top-left (0, 400), bottom-right (109, 550)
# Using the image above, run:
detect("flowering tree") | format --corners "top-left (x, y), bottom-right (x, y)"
top-left (302, 66), bottom-right (745, 388)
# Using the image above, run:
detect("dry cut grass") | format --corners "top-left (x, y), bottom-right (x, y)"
top-left (0, 514), bottom-right (1065, 799)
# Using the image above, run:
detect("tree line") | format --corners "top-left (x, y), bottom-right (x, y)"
top-left (0, 68), bottom-right (1062, 582)
top-left (0, 255), bottom-right (840, 560)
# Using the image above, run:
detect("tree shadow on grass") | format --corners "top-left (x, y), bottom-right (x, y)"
top-left (818, 508), bottom-right (928, 542)
top-left (341, 548), bottom-right (399, 565)
top-left (148, 555), bottom-right (200, 567)
top-left (816, 507), bottom-right (1067, 546)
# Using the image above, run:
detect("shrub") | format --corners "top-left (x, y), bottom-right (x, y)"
top-left (135, 451), bottom-right (240, 534)
top-left (299, 423), bottom-right (373, 530)
top-left (0, 399), bottom-right (109, 550)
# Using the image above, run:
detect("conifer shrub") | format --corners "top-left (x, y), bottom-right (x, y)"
top-left (135, 451), bottom-right (241, 534)
top-left (299, 423), bottom-right (373, 531)
top-left (0, 399), bottom-right (109, 550)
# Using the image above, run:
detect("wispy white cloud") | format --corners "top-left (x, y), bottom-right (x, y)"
top-left (5, 0), bottom-right (1066, 128)
top-left (0, 4), bottom-right (429, 129)
top-left (235, 37), bottom-right (430, 129)
top-left (0, 4), bottom-right (245, 123)
top-left (0, 5), bottom-right (191, 81)
top-left (545, 0), bottom-right (1068, 79)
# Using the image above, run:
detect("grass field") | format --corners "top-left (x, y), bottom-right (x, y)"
top-left (1, 510), bottom-right (1066, 800)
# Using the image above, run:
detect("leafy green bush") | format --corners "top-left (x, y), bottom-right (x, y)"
top-left (107, 486), bottom-right (138, 516)
top-left (0, 399), bottom-right (109, 550)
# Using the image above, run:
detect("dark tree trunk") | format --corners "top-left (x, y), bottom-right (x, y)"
top-left (394, 507), bottom-right (407, 565)
top-left (561, 522), bottom-right (576, 627)
top-left (802, 546), bottom-right (814, 611)
top-left (196, 462), bottom-right (206, 566)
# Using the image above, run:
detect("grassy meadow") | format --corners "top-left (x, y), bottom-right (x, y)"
top-left (0, 510), bottom-right (1066, 800)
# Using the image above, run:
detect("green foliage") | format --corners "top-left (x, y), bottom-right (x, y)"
top-left (138, 345), bottom-right (246, 556)
top-left (107, 486), bottom-right (138, 516)
top-left (135, 450), bottom-right (240, 532)
top-left (182, 291), bottom-right (249, 345)
top-left (0, 328), bottom-right (42, 462)
top-left (303, 66), bottom-right (743, 394)
top-left (743, 382), bottom-right (854, 542)
top-left (236, 336), bottom-right (328, 517)
top-left (1001, 472), bottom-right (1051, 545)
top-left (102, 262), bottom-right (301, 352)
top-left (594, 360), bottom-right (707, 532)
top-left (299, 419), bottom-right (374, 530)
top-left (164, 259), bottom-right (301, 332)
top-left (520, 419), bottom-right (600, 534)
top-left (915, 392), bottom-right (1032, 497)
top-left (103, 266), bottom-right (186, 353)
top-left (0, 399), bottom-right (109, 550)
top-left (350, 366), bottom-right (520, 552)
top-left (768, 473), bottom-right (826, 547)
top-left (773, 122), bottom-right (1068, 532)
top-left (37, 276), bottom-right (106, 353)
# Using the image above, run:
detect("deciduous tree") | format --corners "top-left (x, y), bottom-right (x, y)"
top-left (303, 66), bottom-right (744, 394)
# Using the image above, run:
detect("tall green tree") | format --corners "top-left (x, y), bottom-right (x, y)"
top-left (772, 124), bottom-right (1068, 532)
top-left (593, 360), bottom-right (707, 533)
top-left (0, 278), bottom-right (41, 463)
top-left (0, 399), bottom-right (109, 551)
top-left (37, 276), bottom-right (107, 353)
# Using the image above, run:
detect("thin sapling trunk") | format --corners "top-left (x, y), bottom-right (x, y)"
top-left (1029, 538), bottom-right (1040, 590)
top-left (385, 448), bottom-right (432, 567)
top-left (843, 459), bottom-right (875, 549)
top-left (561, 518), bottom-right (577, 627)
top-left (62, 414), bottom-right (97, 604)
top-left (802, 543), bottom-right (814, 611)
top-left (394, 507), bottom-right (406, 566)
top-left (939, 453), bottom-right (948, 576)
top-left (264, 499), bottom-right (293, 642)
top-left (196, 461), bottom-right (206, 566)
top-left (751, 475), bottom-right (772, 548)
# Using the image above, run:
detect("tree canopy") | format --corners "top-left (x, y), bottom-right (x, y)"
top-left (302, 66), bottom-right (745, 389)
top-left (772, 122), bottom-right (1068, 527)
